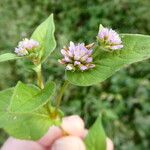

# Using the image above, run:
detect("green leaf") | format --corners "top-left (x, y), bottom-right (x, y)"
top-left (0, 85), bottom-right (57, 140)
top-left (0, 53), bottom-right (21, 63)
top-left (84, 115), bottom-right (106, 150)
top-left (3, 111), bottom-right (53, 140)
top-left (9, 81), bottom-right (56, 113)
top-left (0, 88), bottom-right (13, 122)
top-left (66, 34), bottom-right (150, 86)
top-left (31, 14), bottom-right (56, 62)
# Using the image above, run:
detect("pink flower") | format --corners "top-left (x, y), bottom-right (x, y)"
top-left (59, 42), bottom-right (95, 71)
top-left (97, 25), bottom-right (123, 51)
top-left (15, 38), bottom-right (39, 56)
top-left (15, 47), bottom-right (28, 56)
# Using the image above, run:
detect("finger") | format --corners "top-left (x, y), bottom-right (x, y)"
top-left (50, 136), bottom-right (86, 150)
top-left (61, 115), bottom-right (85, 138)
top-left (1, 137), bottom-right (45, 150)
top-left (82, 129), bottom-right (88, 139)
top-left (38, 115), bottom-right (85, 148)
top-left (38, 126), bottom-right (62, 147)
top-left (106, 138), bottom-right (114, 150)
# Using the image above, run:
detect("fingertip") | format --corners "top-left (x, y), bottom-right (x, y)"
top-left (106, 137), bottom-right (114, 150)
top-left (38, 126), bottom-right (62, 147)
top-left (61, 115), bottom-right (85, 137)
top-left (50, 136), bottom-right (86, 150)
top-left (1, 137), bottom-right (45, 150)
top-left (82, 129), bottom-right (88, 139)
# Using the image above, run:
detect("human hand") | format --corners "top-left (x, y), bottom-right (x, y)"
top-left (1, 115), bottom-right (113, 150)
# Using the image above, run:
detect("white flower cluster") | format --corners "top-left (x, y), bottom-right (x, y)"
top-left (15, 38), bottom-right (39, 56)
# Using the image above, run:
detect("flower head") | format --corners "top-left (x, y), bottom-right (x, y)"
top-left (59, 42), bottom-right (95, 71)
top-left (97, 26), bottom-right (123, 50)
top-left (15, 38), bottom-right (39, 56)
top-left (15, 47), bottom-right (28, 56)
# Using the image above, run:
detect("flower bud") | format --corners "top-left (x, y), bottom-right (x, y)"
top-left (15, 38), bottom-right (39, 56)
top-left (97, 25), bottom-right (123, 51)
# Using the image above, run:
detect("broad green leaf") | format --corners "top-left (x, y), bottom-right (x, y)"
top-left (84, 115), bottom-right (106, 150)
top-left (66, 34), bottom-right (150, 86)
top-left (31, 14), bottom-right (56, 62)
top-left (0, 88), bottom-right (13, 123)
top-left (0, 53), bottom-right (21, 63)
top-left (9, 81), bottom-right (56, 113)
top-left (3, 112), bottom-right (53, 140)
top-left (0, 87), bottom-right (57, 140)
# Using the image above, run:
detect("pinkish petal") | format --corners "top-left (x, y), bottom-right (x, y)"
top-left (80, 54), bottom-right (89, 62)
top-left (86, 57), bottom-right (93, 63)
top-left (69, 41), bottom-right (76, 53)
top-left (64, 56), bottom-right (71, 62)
top-left (61, 49), bottom-right (68, 56)
top-left (74, 61), bottom-right (81, 65)
top-left (80, 65), bottom-right (88, 71)
top-left (110, 45), bottom-right (123, 50)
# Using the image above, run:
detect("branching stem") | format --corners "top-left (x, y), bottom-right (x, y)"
top-left (35, 64), bottom-right (44, 89)
top-left (55, 80), bottom-right (69, 111)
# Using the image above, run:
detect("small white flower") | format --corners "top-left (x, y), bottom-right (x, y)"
top-left (15, 47), bottom-right (28, 56)
top-left (97, 25), bottom-right (123, 50)
top-left (15, 38), bottom-right (39, 56)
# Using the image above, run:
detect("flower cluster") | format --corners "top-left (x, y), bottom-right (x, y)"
top-left (59, 42), bottom-right (95, 71)
top-left (15, 38), bottom-right (39, 56)
top-left (97, 26), bottom-right (123, 50)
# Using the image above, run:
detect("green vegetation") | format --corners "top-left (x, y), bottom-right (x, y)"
top-left (0, 0), bottom-right (150, 149)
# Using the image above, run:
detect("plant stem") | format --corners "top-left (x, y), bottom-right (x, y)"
top-left (36, 64), bottom-right (52, 113)
top-left (35, 64), bottom-right (52, 115)
top-left (36, 64), bottom-right (44, 89)
top-left (55, 80), bottom-right (69, 111)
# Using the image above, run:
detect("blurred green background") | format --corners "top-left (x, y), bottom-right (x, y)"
top-left (0, 0), bottom-right (150, 149)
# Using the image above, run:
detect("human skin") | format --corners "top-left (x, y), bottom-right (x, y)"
top-left (1, 115), bottom-right (114, 150)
